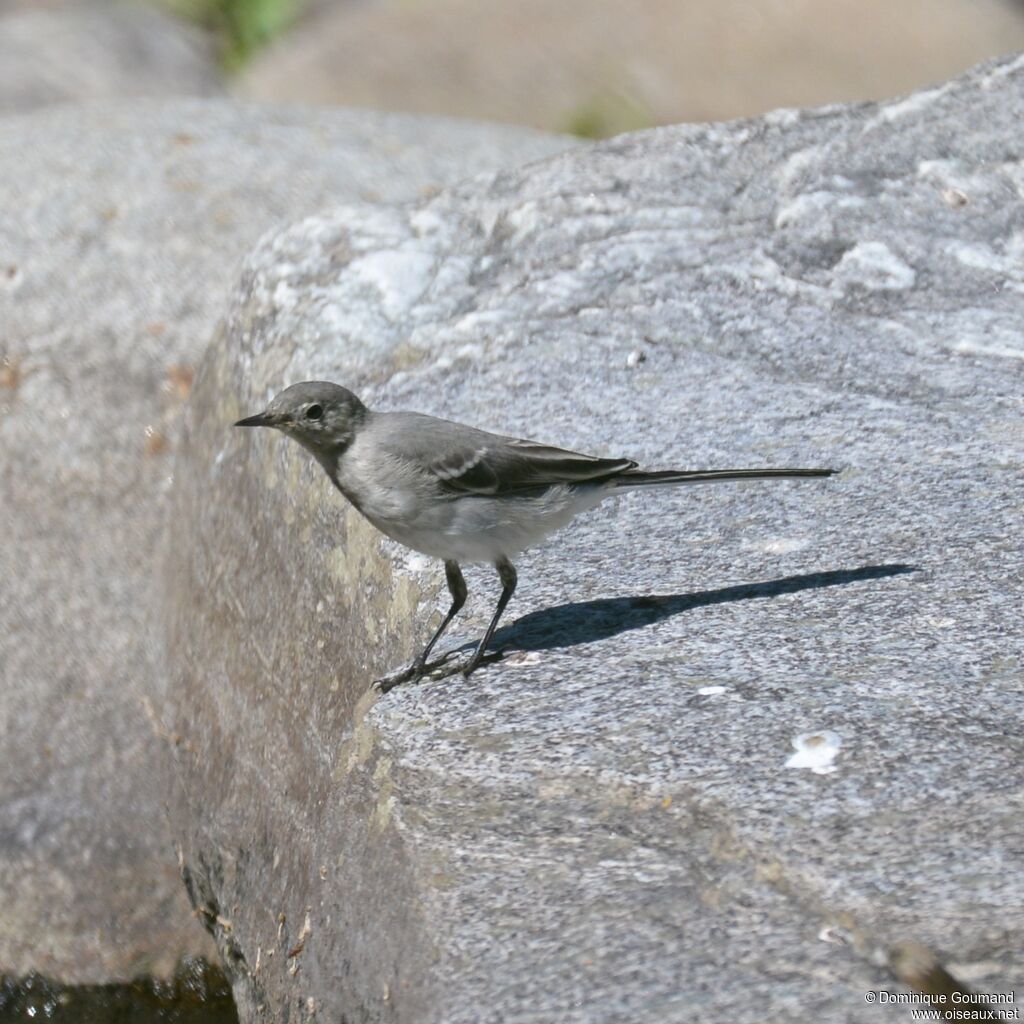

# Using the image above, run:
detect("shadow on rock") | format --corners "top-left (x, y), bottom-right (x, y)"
top-left (492, 564), bottom-right (918, 654)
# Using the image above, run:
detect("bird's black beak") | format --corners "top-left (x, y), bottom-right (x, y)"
top-left (234, 411), bottom-right (273, 428)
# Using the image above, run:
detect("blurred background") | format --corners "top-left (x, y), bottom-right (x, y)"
top-left (3, 0), bottom-right (1024, 136)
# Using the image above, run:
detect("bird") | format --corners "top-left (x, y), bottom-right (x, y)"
top-left (235, 381), bottom-right (835, 688)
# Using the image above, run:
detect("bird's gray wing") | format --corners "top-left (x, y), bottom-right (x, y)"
top-left (430, 435), bottom-right (637, 496)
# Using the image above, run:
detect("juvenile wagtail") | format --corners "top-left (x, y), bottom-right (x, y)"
top-left (236, 381), bottom-right (835, 687)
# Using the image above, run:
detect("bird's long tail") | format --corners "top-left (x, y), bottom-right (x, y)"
top-left (613, 467), bottom-right (836, 490)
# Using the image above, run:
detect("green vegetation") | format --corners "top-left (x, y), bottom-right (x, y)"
top-left (156, 0), bottom-right (303, 67)
top-left (562, 87), bottom-right (655, 140)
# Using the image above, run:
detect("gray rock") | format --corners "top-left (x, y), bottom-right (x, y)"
top-left (238, 0), bottom-right (1024, 132)
top-left (0, 4), bottom-right (221, 113)
top-left (163, 56), bottom-right (1024, 1023)
top-left (0, 99), bottom-right (575, 981)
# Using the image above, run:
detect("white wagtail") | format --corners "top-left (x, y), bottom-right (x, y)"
top-left (236, 381), bottom-right (835, 687)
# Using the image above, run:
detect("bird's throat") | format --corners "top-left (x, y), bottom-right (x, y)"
top-left (317, 444), bottom-right (366, 513)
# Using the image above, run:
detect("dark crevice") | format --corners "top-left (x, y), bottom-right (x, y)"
top-left (0, 959), bottom-right (239, 1023)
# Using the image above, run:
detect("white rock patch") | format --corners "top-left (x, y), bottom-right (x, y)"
top-left (865, 83), bottom-right (952, 129)
top-left (785, 730), bottom-right (842, 774)
top-left (833, 241), bottom-right (916, 292)
top-left (774, 191), bottom-right (863, 230)
top-left (744, 537), bottom-right (810, 555)
top-left (348, 248), bottom-right (436, 320)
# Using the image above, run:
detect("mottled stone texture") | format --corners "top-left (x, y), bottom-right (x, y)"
top-left (163, 58), bottom-right (1024, 1023)
top-left (0, 100), bottom-right (573, 981)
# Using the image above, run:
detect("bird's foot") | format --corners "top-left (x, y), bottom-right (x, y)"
top-left (372, 647), bottom-right (505, 694)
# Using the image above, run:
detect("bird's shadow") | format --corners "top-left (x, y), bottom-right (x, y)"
top-left (486, 563), bottom-right (918, 655)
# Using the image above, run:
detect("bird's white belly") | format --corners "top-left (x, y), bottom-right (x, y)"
top-left (366, 485), bottom-right (607, 564)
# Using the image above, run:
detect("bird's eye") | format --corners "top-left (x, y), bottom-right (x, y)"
top-left (305, 404), bottom-right (324, 421)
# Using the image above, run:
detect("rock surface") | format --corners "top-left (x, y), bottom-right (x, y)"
top-left (239, 0), bottom-right (1024, 133)
top-left (0, 4), bottom-right (222, 113)
top-left (0, 99), bottom-right (574, 981)
top-left (164, 57), bottom-right (1024, 1022)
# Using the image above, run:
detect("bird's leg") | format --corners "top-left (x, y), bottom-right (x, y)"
top-left (375, 560), bottom-right (513, 693)
top-left (374, 561), bottom-right (468, 693)
top-left (412, 560), bottom-right (467, 675)
top-left (462, 558), bottom-right (517, 678)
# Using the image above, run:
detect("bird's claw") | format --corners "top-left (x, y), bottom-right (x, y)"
top-left (372, 647), bottom-right (506, 694)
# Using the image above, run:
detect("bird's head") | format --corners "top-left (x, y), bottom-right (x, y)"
top-left (235, 381), bottom-right (367, 459)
